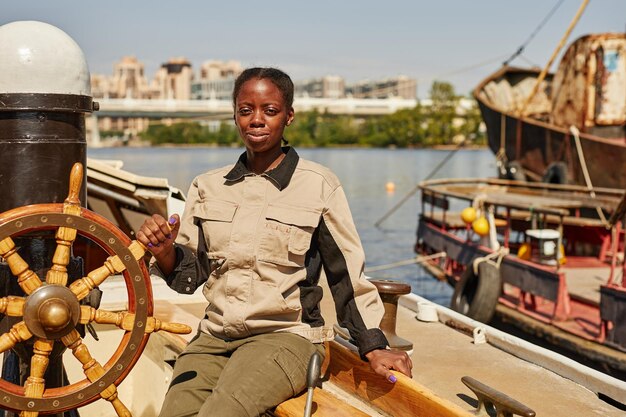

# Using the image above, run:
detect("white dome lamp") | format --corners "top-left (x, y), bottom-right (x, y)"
top-left (0, 21), bottom-right (98, 211)
top-left (0, 20), bottom-right (92, 95)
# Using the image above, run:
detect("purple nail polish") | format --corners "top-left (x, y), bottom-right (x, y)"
top-left (147, 242), bottom-right (153, 248)
top-left (166, 234), bottom-right (172, 239)
top-left (168, 216), bottom-right (176, 225)
top-left (388, 375), bottom-right (397, 383)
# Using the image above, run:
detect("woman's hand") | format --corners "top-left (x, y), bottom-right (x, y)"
top-left (364, 348), bottom-right (413, 383)
top-left (136, 214), bottom-right (180, 275)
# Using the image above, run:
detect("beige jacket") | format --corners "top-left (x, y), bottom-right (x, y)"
top-left (152, 147), bottom-right (387, 357)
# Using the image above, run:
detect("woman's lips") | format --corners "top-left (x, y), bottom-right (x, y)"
top-left (246, 132), bottom-right (269, 141)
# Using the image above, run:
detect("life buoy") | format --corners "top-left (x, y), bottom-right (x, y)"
top-left (450, 260), bottom-right (501, 323)
top-left (542, 161), bottom-right (569, 184)
top-left (499, 161), bottom-right (526, 181)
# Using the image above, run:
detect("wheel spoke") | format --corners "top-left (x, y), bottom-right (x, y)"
top-left (46, 165), bottom-right (83, 287)
top-left (79, 306), bottom-right (192, 335)
top-left (20, 339), bottom-right (54, 417)
top-left (69, 241), bottom-right (146, 301)
top-left (0, 321), bottom-right (33, 354)
top-left (61, 329), bottom-right (131, 417)
top-left (45, 226), bottom-right (77, 287)
top-left (0, 237), bottom-right (43, 295)
top-left (0, 296), bottom-right (25, 317)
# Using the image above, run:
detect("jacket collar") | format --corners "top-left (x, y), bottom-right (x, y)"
top-left (224, 146), bottom-right (299, 190)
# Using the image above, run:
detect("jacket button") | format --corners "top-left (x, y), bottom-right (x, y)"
top-left (185, 286), bottom-right (191, 292)
top-left (187, 277), bottom-right (192, 283)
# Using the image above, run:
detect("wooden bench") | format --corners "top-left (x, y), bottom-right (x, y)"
top-left (505, 209), bottom-right (606, 228)
top-left (152, 301), bottom-right (474, 417)
top-left (322, 339), bottom-right (474, 417)
top-left (273, 385), bottom-right (369, 417)
top-left (422, 211), bottom-right (468, 229)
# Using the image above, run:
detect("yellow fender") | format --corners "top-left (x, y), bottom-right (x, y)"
top-left (517, 242), bottom-right (531, 260)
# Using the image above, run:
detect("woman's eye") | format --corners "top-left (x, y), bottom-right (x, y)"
top-left (265, 108), bottom-right (278, 115)
top-left (238, 109), bottom-right (252, 116)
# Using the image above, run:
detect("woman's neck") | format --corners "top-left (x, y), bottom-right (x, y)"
top-left (246, 148), bottom-right (285, 174)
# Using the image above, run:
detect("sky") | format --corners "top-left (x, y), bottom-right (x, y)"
top-left (3, 0), bottom-right (625, 97)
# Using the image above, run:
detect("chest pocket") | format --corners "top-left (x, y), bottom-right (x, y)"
top-left (193, 199), bottom-right (238, 259)
top-left (258, 204), bottom-right (321, 268)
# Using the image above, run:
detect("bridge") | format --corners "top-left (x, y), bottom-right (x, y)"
top-left (94, 96), bottom-right (421, 119)
top-left (87, 96), bottom-right (473, 146)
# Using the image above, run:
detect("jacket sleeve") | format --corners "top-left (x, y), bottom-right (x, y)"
top-left (149, 177), bottom-right (209, 294)
top-left (318, 185), bottom-right (389, 358)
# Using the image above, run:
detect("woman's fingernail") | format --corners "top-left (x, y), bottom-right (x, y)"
top-left (168, 216), bottom-right (176, 225)
top-left (388, 375), bottom-right (397, 383)
top-left (147, 243), bottom-right (153, 248)
top-left (155, 243), bottom-right (160, 247)
top-left (166, 234), bottom-right (172, 239)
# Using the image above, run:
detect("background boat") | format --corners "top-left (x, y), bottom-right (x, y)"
top-left (474, 33), bottom-right (626, 188)
top-left (414, 177), bottom-right (626, 378)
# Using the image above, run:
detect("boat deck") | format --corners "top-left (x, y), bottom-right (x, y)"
top-left (421, 209), bottom-right (621, 306)
top-left (94, 275), bottom-right (626, 416)
top-left (395, 304), bottom-right (622, 416)
top-left (563, 265), bottom-right (620, 304)
top-left (318, 280), bottom-right (626, 416)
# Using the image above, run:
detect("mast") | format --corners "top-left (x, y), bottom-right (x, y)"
top-left (518, 0), bottom-right (589, 116)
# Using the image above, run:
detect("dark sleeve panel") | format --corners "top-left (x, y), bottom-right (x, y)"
top-left (149, 225), bottom-right (210, 295)
top-left (318, 218), bottom-right (388, 357)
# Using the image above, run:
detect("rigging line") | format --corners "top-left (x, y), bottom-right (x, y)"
top-left (434, 54), bottom-right (510, 79)
top-left (374, 137), bottom-right (467, 228)
top-left (517, 54), bottom-right (540, 68)
top-left (365, 252), bottom-right (446, 273)
top-left (570, 125), bottom-right (608, 225)
top-left (503, 0), bottom-right (566, 66)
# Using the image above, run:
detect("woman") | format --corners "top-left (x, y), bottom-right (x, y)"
top-left (137, 67), bottom-right (412, 417)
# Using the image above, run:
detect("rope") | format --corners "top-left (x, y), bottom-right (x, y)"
top-left (364, 252), bottom-right (446, 273)
top-left (495, 113), bottom-right (511, 177)
top-left (472, 193), bottom-right (488, 210)
top-left (436, 54), bottom-right (509, 78)
top-left (472, 247), bottom-right (510, 275)
top-left (503, 0), bottom-right (566, 66)
top-left (570, 125), bottom-right (608, 225)
top-left (374, 138), bottom-right (467, 227)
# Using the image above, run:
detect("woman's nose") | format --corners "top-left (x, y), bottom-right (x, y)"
top-left (250, 110), bottom-right (265, 126)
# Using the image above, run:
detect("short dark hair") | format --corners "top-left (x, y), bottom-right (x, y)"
top-left (232, 67), bottom-right (294, 108)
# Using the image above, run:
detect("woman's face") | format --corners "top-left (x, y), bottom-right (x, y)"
top-left (234, 78), bottom-right (294, 155)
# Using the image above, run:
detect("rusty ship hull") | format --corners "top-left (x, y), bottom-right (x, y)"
top-left (474, 33), bottom-right (626, 189)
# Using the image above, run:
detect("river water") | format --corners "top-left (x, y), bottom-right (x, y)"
top-left (88, 146), bottom-right (496, 306)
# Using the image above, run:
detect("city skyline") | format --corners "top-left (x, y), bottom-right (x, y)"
top-left (3, 0), bottom-right (625, 97)
top-left (91, 55), bottom-right (418, 101)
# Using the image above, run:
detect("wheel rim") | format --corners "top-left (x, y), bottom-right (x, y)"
top-left (0, 205), bottom-right (152, 412)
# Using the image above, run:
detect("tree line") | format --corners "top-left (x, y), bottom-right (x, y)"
top-left (139, 81), bottom-right (486, 147)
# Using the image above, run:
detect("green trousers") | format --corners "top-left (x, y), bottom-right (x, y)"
top-left (158, 331), bottom-right (325, 417)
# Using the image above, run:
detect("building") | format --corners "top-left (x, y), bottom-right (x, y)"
top-left (295, 76), bottom-right (345, 99)
top-left (153, 57), bottom-right (194, 100)
top-left (91, 56), bottom-right (153, 99)
top-left (191, 60), bottom-right (242, 100)
top-left (90, 73), bottom-right (112, 99)
top-left (346, 76), bottom-right (417, 99)
top-left (110, 56), bottom-right (150, 99)
top-left (90, 56), bottom-right (155, 142)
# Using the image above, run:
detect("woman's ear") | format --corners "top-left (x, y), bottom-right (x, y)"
top-left (286, 107), bottom-right (294, 126)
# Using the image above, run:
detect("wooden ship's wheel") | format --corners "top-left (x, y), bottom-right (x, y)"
top-left (0, 163), bottom-right (191, 417)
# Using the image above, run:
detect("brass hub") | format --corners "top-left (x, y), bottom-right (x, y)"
top-left (39, 299), bottom-right (72, 331)
top-left (24, 284), bottom-right (80, 339)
